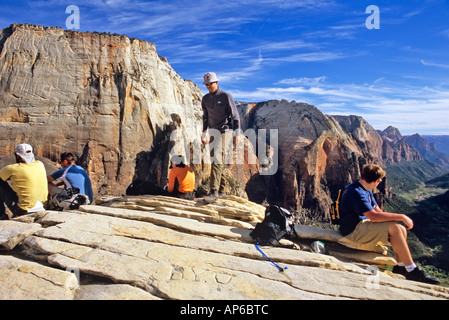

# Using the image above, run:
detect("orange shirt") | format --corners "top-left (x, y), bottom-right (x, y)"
top-left (167, 166), bottom-right (195, 193)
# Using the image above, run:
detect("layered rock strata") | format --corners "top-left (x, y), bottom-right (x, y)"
top-left (1, 196), bottom-right (448, 300)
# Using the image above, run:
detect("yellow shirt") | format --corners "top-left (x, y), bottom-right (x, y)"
top-left (0, 161), bottom-right (48, 210)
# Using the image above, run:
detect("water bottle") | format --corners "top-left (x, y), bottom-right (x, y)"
top-left (311, 240), bottom-right (326, 254)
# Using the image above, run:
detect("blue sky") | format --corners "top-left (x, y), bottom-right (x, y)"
top-left (1, 0), bottom-right (449, 135)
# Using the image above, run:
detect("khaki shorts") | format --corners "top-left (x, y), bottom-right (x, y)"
top-left (345, 219), bottom-right (390, 247)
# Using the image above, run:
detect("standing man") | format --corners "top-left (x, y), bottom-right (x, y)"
top-left (201, 72), bottom-right (240, 203)
top-left (0, 143), bottom-right (48, 219)
top-left (339, 164), bottom-right (440, 284)
top-left (48, 152), bottom-right (94, 205)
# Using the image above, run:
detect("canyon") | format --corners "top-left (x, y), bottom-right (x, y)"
top-left (1, 23), bottom-right (447, 218)
top-left (1, 23), bottom-right (449, 301)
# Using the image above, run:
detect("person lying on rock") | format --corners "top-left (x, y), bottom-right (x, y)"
top-left (165, 155), bottom-right (195, 200)
top-left (0, 143), bottom-right (48, 219)
top-left (339, 163), bottom-right (440, 285)
top-left (47, 152), bottom-right (93, 206)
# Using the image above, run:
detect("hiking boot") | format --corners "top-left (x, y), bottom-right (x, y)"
top-left (405, 266), bottom-right (440, 285)
top-left (204, 190), bottom-right (219, 203)
top-left (392, 265), bottom-right (407, 277)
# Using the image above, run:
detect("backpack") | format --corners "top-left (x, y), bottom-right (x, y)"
top-left (49, 164), bottom-right (90, 210)
top-left (126, 179), bottom-right (170, 196)
top-left (329, 185), bottom-right (349, 225)
top-left (50, 187), bottom-right (89, 210)
top-left (250, 205), bottom-right (297, 246)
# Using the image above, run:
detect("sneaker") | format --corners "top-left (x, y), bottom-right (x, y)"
top-left (405, 266), bottom-right (441, 285)
top-left (392, 265), bottom-right (407, 277)
top-left (204, 190), bottom-right (219, 203)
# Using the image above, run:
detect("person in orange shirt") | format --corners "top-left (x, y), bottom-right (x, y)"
top-left (167, 155), bottom-right (195, 200)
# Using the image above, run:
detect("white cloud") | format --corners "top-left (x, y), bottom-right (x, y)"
top-left (265, 51), bottom-right (343, 63)
top-left (232, 78), bottom-right (449, 135)
top-left (209, 51), bottom-right (264, 83)
top-left (276, 76), bottom-right (327, 86)
top-left (421, 59), bottom-right (449, 70)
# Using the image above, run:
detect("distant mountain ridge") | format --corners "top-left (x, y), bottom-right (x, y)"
top-left (405, 134), bottom-right (449, 168)
top-left (377, 127), bottom-right (449, 169)
top-left (422, 135), bottom-right (449, 156)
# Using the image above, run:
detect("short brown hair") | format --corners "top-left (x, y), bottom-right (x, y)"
top-left (361, 164), bottom-right (386, 183)
top-left (60, 152), bottom-right (76, 164)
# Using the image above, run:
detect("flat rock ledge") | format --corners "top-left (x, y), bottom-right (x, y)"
top-left (1, 195), bottom-right (448, 300)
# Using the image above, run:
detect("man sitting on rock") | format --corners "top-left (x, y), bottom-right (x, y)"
top-left (47, 152), bottom-right (93, 206)
top-left (339, 163), bottom-right (440, 285)
top-left (0, 143), bottom-right (48, 219)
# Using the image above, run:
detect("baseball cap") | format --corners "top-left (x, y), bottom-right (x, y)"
top-left (203, 72), bottom-right (219, 85)
top-left (15, 143), bottom-right (35, 164)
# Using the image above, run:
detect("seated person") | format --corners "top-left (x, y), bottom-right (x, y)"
top-left (339, 164), bottom-right (439, 284)
top-left (166, 155), bottom-right (195, 200)
top-left (48, 152), bottom-right (93, 204)
top-left (0, 143), bottom-right (48, 219)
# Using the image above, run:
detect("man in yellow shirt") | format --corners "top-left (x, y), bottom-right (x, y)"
top-left (0, 144), bottom-right (48, 219)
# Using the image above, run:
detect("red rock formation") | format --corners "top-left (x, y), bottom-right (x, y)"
top-left (239, 100), bottom-right (369, 218)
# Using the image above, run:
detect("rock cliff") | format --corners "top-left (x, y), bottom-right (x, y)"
top-left (0, 23), bottom-right (204, 195)
top-left (240, 101), bottom-right (383, 218)
top-left (1, 196), bottom-right (448, 300)
top-left (0, 23), bottom-right (443, 220)
top-left (378, 126), bottom-right (423, 164)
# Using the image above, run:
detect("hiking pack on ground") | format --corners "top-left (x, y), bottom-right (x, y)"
top-left (49, 187), bottom-right (89, 211)
top-left (329, 185), bottom-right (349, 225)
top-left (250, 205), bottom-right (297, 246)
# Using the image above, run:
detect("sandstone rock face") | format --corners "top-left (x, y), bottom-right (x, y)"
top-left (0, 23), bottom-right (441, 220)
top-left (333, 115), bottom-right (384, 163)
top-left (335, 117), bottom-right (423, 165)
top-left (378, 126), bottom-right (423, 164)
top-left (1, 196), bottom-right (447, 300)
top-left (0, 23), bottom-right (203, 196)
top-left (239, 103), bottom-right (431, 215)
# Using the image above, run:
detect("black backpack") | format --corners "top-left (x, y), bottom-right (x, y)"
top-left (250, 205), bottom-right (297, 246)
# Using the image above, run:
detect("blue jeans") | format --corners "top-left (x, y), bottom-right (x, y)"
top-left (0, 179), bottom-right (27, 219)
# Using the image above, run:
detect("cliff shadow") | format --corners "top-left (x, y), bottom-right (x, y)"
top-left (245, 168), bottom-right (284, 208)
top-left (131, 123), bottom-right (173, 189)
